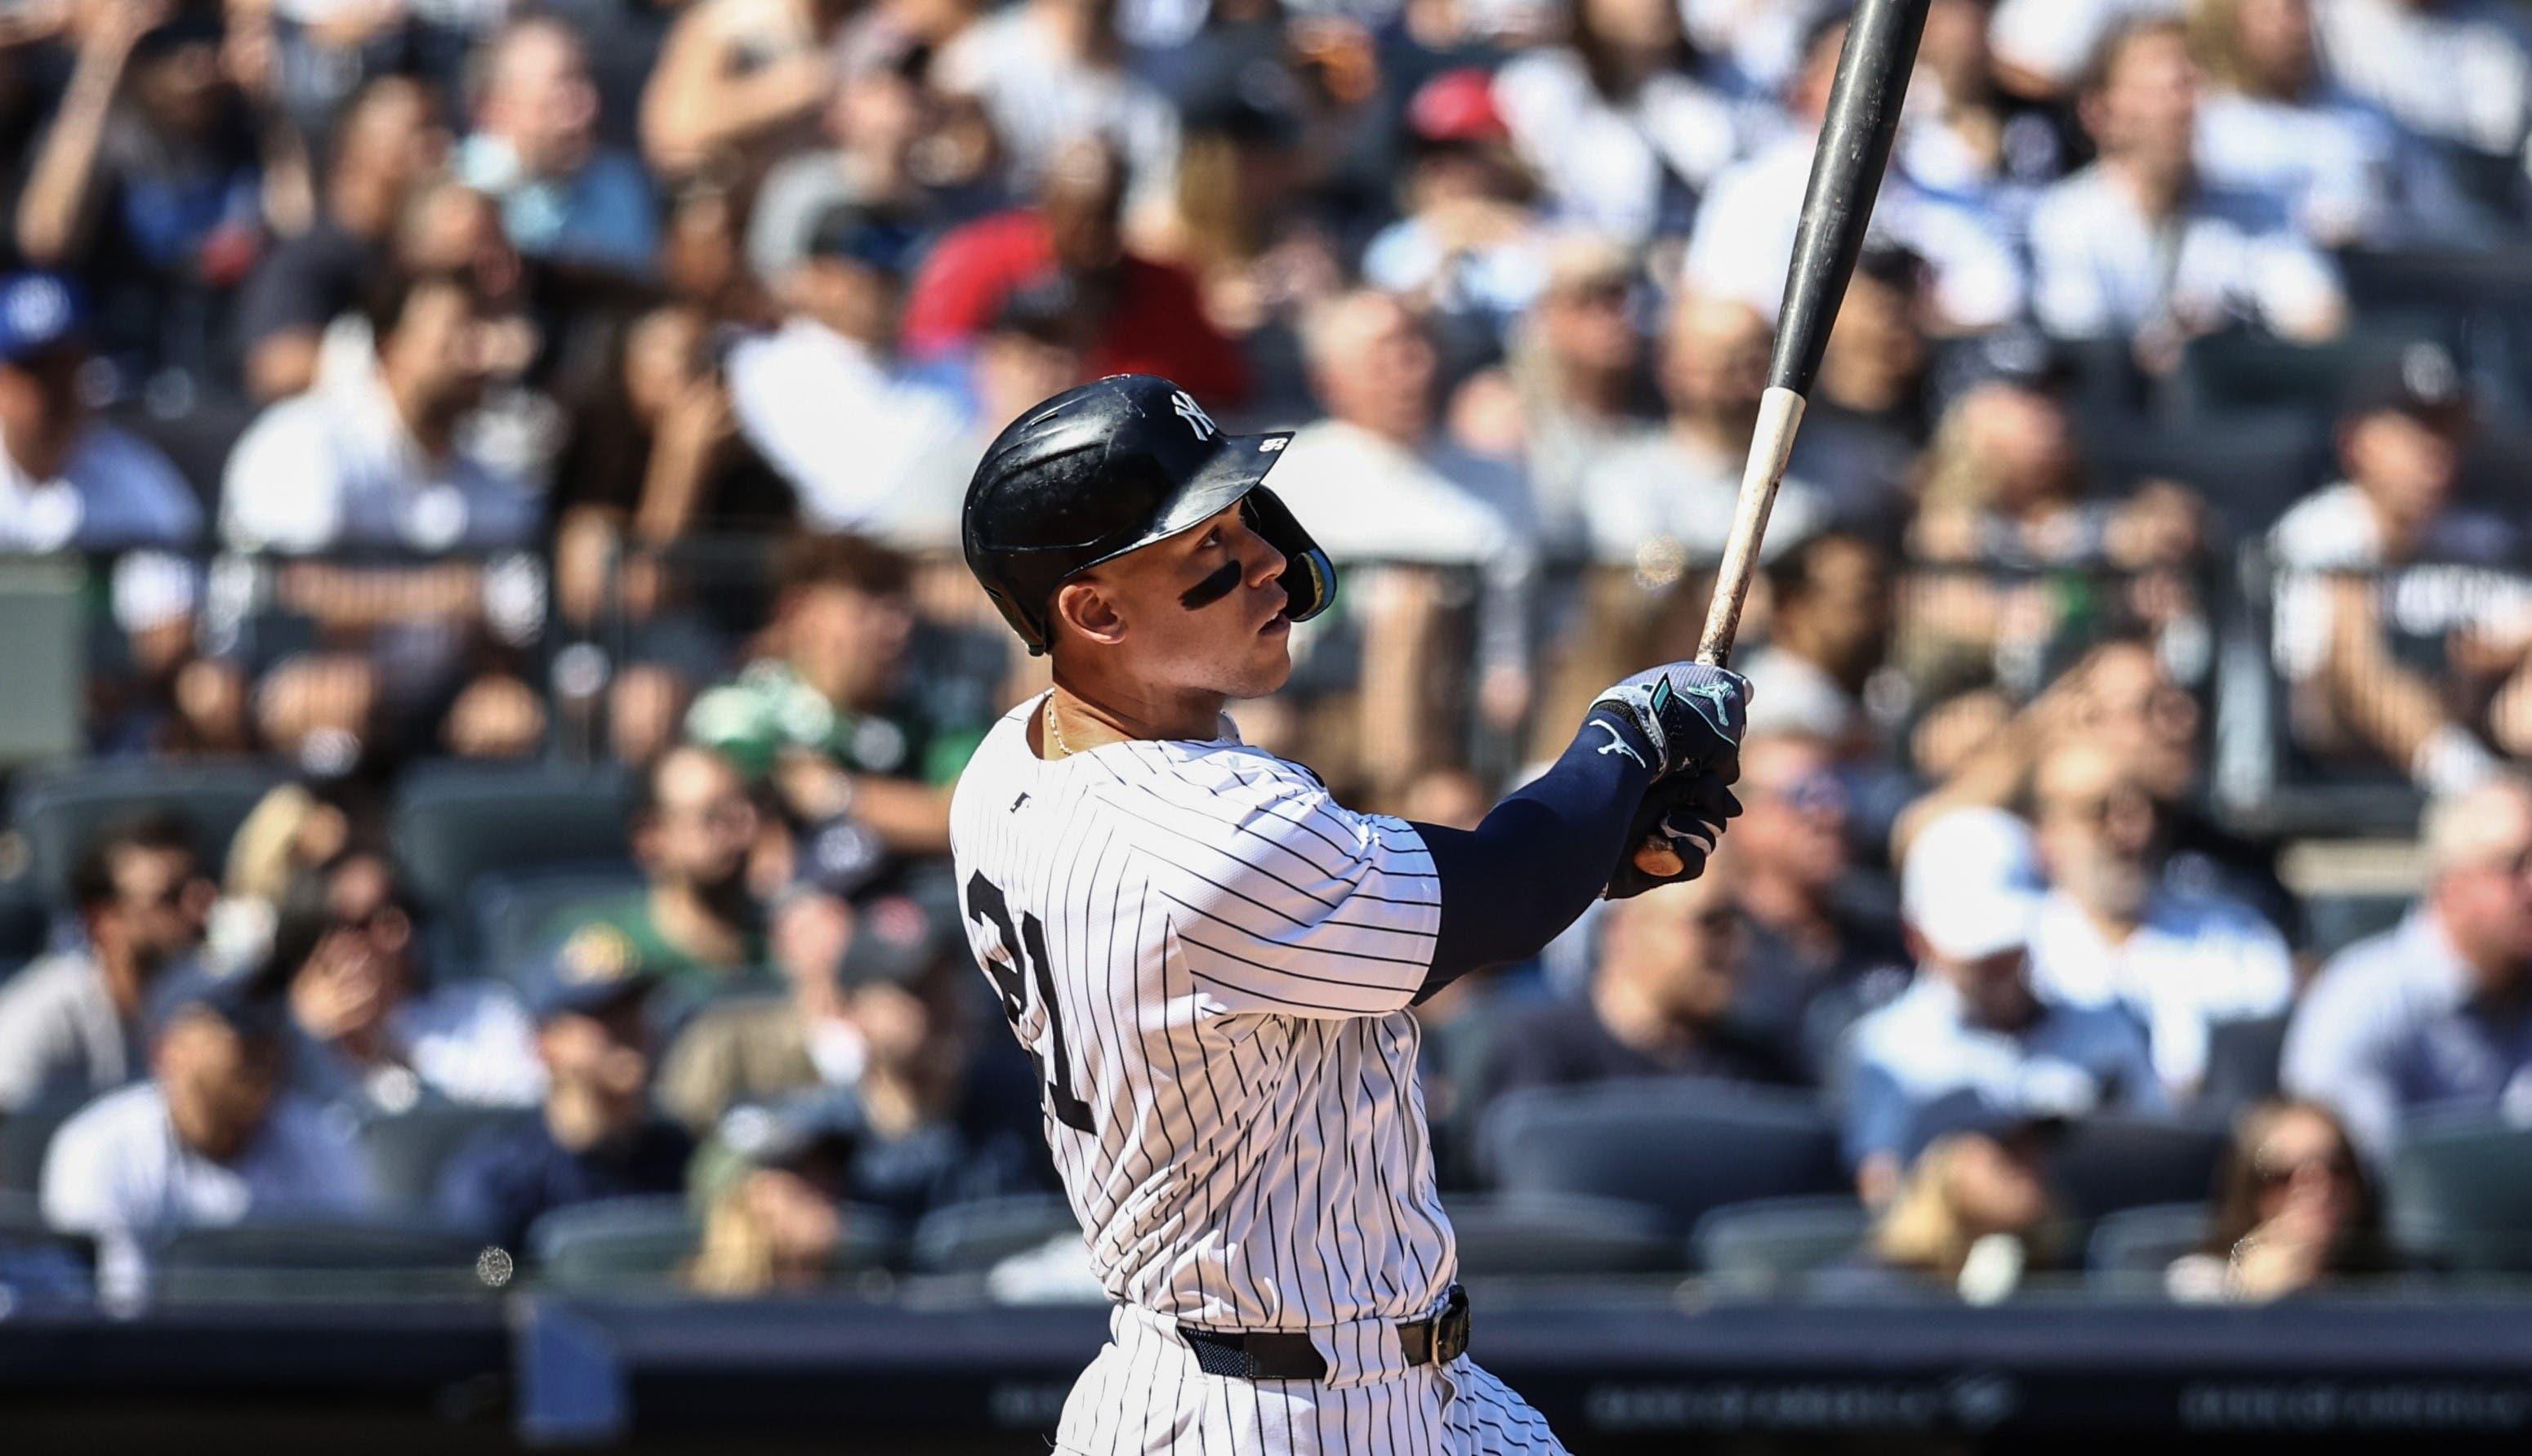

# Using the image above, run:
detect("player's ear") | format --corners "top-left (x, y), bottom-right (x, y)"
top-left (1053, 577), bottom-right (1128, 648)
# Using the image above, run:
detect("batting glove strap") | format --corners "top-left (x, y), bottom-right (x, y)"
top-left (1588, 662), bottom-right (1751, 780)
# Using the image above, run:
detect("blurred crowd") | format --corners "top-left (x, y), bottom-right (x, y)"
top-left (1, 0), bottom-right (2530, 1309)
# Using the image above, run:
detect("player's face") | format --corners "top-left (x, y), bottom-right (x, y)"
top-left (1090, 501), bottom-right (1297, 698)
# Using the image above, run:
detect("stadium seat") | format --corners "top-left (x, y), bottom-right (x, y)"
top-left (152, 1219), bottom-right (487, 1302)
top-left (0, 1084), bottom-right (95, 1195)
top-left (2084, 1202), bottom-right (2210, 1283)
top-left (361, 1104), bottom-right (540, 1209)
top-left (529, 1196), bottom-right (701, 1290)
top-left (390, 762), bottom-right (635, 922)
top-left (466, 867), bottom-right (649, 976)
top-left (1478, 1079), bottom-right (1848, 1235)
top-left (2303, 894), bottom-right (2409, 962)
top-left (907, 1193), bottom-right (1080, 1274)
top-left (1441, 1192), bottom-right (1683, 1277)
top-left (2197, 1014), bottom-right (2291, 1117)
top-left (2076, 407), bottom-right (2328, 541)
top-left (1691, 1195), bottom-right (1870, 1293)
top-left (2048, 1115), bottom-right (2229, 1225)
top-left (2389, 1115), bottom-right (2532, 1272)
top-left (12, 759), bottom-right (287, 899)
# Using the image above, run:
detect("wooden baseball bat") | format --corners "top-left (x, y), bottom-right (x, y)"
top-left (1636, 0), bottom-right (1932, 878)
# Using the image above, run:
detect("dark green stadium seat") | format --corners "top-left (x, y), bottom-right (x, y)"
top-left (467, 868), bottom-right (649, 977)
top-left (1478, 1079), bottom-right (1848, 1236)
top-left (2048, 1116), bottom-right (2229, 1225)
top-left (152, 1219), bottom-right (488, 1302)
top-left (390, 762), bottom-right (634, 923)
top-left (2389, 1115), bottom-right (2532, 1272)
top-left (2303, 895), bottom-right (2411, 961)
top-left (2085, 1202), bottom-right (2210, 1281)
top-left (907, 1193), bottom-right (1080, 1274)
top-left (1442, 1192), bottom-right (1682, 1277)
top-left (12, 759), bottom-right (287, 899)
top-left (528, 1196), bottom-right (903, 1291)
top-left (361, 1103), bottom-right (540, 1209)
top-left (2199, 1013), bottom-right (2292, 1117)
top-left (1691, 1195), bottom-right (1870, 1293)
top-left (0, 1084), bottom-right (96, 1194)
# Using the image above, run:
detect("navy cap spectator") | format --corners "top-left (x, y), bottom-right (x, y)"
top-left (0, 272), bottom-right (202, 553)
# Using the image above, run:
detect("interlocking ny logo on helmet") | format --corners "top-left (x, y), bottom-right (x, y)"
top-left (961, 375), bottom-right (1338, 655)
top-left (1171, 390), bottom-right (1218, 440)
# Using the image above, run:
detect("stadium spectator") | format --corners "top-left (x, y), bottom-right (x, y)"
top-left (0, 816), bottom-right (211, 1115)
top-left (2268, 344), bottom-right (2529, 790)
top-left (1843, 808), bottom-right (2164, 1203)
top-left (2026, 739), bottom-right (2294, 1098)
top-left (1474, 868), bottom-right (1795, 1111)
top-left (456, 14), bottom-right (659, 273)
top-left (1897, 0), bottom-right (2064, 225)
top-left (1267, 288), bottom-right (1532, 791)
top-left (236, 74), bottom-right (449, 403)
top-left (640, 0), bottom-right (845, 181)
top-left (687, 534), bottom-right (986, 854)
top-left (270, 851), bottom-right (541, 1113)
top-left (1838, 1095), bottom-right (2064, 1302)
top-left (433, 950), bottom-right (692, 1255)
top-left (684, 1089), bottom-right (870, 1296)
top-left (2026, 15), bottom-right (2345, 360)
top-left (1362, 69), bottom-right (1554, 356)
top-left (931, 0), bottom-right (1181, 209)
top-left (1739, 532), bottom-right (1893, 753)
top-left (1490, 235), bottom-right (1649, 559)
top-left (1990, 0), bottom-right (2181, 100)
top-left (723, 199), bottom-right (970, 543)
top-left (2283, 777), bottom-right (2532, 1163)
top-left (2188, 0), bottom-right (2417, 248)
top-left (899, 136), bottom-right (1246, 403)
top-left (14, 0), bottom-right (265, 390)
top-left (553, 744), bottom-right (766, 991)
top-left (221, 267), bottom-right (538, 554)
top-left (1723, 732), bottom-right (1911, 1080)
top-left (1784, 243), bottom-right (1934, 528)
top-left (42, 966), bottom-right (371, 1302)
top-left (1490, 0), bottom-right (1741, 245)
top-left (2167, 1098), bottom-right (2396, 1301)
top-left (2311, 0), bottom-right (2532, 161)
top-left (0, 272), bottom-right (203, 553)
top-left (1687, 15), bottom-right (2022, 333)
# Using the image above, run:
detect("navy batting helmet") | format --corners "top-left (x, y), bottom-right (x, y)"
top-left (961, 375), bottom-right (1335, 655)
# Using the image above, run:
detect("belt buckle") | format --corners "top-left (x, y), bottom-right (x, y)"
top-left (1432, 1284), bottom-right (1470, 1366)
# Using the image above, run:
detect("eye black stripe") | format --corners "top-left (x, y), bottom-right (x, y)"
top-left (1179, 559), bottom-right (1244, 610)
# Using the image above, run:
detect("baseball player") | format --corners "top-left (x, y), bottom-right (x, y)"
top-left (948, 374), bottom-right (1747, 1454)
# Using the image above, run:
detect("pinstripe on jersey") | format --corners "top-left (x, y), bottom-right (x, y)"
top-left (948, 693), bottom-right (1458, 1332)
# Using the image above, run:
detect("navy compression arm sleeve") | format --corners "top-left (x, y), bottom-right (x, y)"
top-left (1409, 710), bottom-right (1655, 999)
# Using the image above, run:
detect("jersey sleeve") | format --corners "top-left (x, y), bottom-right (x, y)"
top-left (1099, 750), bottom-right (1442, 1019)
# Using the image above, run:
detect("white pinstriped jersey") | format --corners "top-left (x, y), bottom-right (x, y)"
top-left (947, 692), bottom-right (1458, 1330)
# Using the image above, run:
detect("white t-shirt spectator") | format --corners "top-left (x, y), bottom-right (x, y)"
top-left (2026, 167), bottom-right (2343, 341)
top-left (2267, 480), bottom-right (2527, 679)
top-left (2028, 887), bottom-right (2295, 1094)
top-left (221, 372), bottom-right (539, 554)
top-left (1492, 47), bottom-right (1745, 246)
top-left (1576, 425), bottom-right (1825, 572)
top-left (1686, 136), bottom-right (2025, 332)
top-left (0, 423), bottom-right (200, 554)
top-left (2316, 0), bottom-right (2532, 155)
top-left (42, 1081), bottom-right (373, 1302)
top-left (2194, 89), bottom-right (2400, 247)
top-left (724, 318), bottom-right (974, 549)
top-left (298, 980), bottom-right (546, 1112)
top-left (933, 7), bottom-right (1180, 205)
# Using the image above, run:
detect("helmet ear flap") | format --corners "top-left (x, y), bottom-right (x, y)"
top-left (1241, 487), bottom-right (1336, 624)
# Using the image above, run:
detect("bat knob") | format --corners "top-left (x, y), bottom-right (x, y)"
top-left (1632, 837), bottom-right (1685, 879)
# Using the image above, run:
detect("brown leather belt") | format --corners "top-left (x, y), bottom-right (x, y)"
top-left (1176, 1284), bottom-right (1470, 1383)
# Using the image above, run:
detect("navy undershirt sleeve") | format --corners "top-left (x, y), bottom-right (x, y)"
top-left (1408, 710), bottom-right (1656, 1000)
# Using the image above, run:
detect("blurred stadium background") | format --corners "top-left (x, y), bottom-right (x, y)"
top-left (5, 0), bottom-right (2532, 1448)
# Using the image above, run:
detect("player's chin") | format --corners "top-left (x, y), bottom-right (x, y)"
top-left (1227, 629), bottom-right (1295, 697)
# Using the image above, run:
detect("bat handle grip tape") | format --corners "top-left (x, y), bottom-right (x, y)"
top-left (1695, 385), bottom-right (1808, 669)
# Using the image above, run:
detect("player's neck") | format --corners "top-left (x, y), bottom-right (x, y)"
top-left (1042, 675), bottom-right (1226, 755)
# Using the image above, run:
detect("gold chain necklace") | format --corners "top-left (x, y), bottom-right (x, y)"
top-left (1043, 693), bottom-right (1072, 759)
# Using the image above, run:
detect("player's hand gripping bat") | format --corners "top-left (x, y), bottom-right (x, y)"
top-left (1632, 0), bottom-right (1932, 879)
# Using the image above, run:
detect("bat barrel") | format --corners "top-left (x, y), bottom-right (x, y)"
top-left (1767, 0), bottom-right (1933, 398)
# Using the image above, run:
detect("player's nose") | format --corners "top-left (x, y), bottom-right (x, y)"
top-left (1243, 523), bottom-right (1287, 590)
